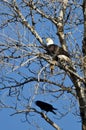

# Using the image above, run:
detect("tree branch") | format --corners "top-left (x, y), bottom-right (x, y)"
top-left (41, 112), bottom-right (61, 130)
top-left (56, 0), bottom-right (68, 51)
top-left (10, 1), bottom-right (43, 45)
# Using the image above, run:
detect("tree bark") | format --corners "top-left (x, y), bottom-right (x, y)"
top-left (82, 0), bottom-right (86, 78)
top-left (81, 0), bottom-right (86, 130)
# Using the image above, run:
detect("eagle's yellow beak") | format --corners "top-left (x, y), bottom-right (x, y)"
top-left (46, 38), bottom-right (54, 45)
top-left (46, 38), bottom-right (51, 43)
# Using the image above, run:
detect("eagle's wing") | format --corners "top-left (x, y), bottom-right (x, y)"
top-left (46, 44), bottom-right (70, 58)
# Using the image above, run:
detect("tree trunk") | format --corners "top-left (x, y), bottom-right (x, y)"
top-left (82, 0), bottom-right (86, 78)
top-left (80, 1), bottom-right (86, 130)
top-left (65, 69), bottom-right (86, 130)
top-left (79, 87), bottom-right (86, 130)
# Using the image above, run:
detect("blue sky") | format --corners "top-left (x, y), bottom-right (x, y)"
top-left (0, 108), bottom-right (81, 130)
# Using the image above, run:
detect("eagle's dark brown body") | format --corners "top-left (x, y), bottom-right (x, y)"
top-left (45, 44), bottom-right (71, 73)
top-left (46, 44), bottom-right (70, 60)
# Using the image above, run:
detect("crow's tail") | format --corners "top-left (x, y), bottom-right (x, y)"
top-left (52, 110), bottom-right (56, 114)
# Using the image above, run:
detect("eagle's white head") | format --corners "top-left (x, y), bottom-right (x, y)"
top-left (46, 38), bottom-right (54, 46)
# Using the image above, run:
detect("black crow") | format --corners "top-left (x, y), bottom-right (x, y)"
top-left (35, 100), bottom-right (57, 114)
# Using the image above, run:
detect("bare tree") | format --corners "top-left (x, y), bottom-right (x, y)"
top-left (0, 0), bottom-right (86, 130)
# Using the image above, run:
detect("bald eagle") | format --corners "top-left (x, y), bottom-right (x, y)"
top-left (45, 38), bottom-right (71, 73)
top-left (35, 100), bottom-right (57, 114)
